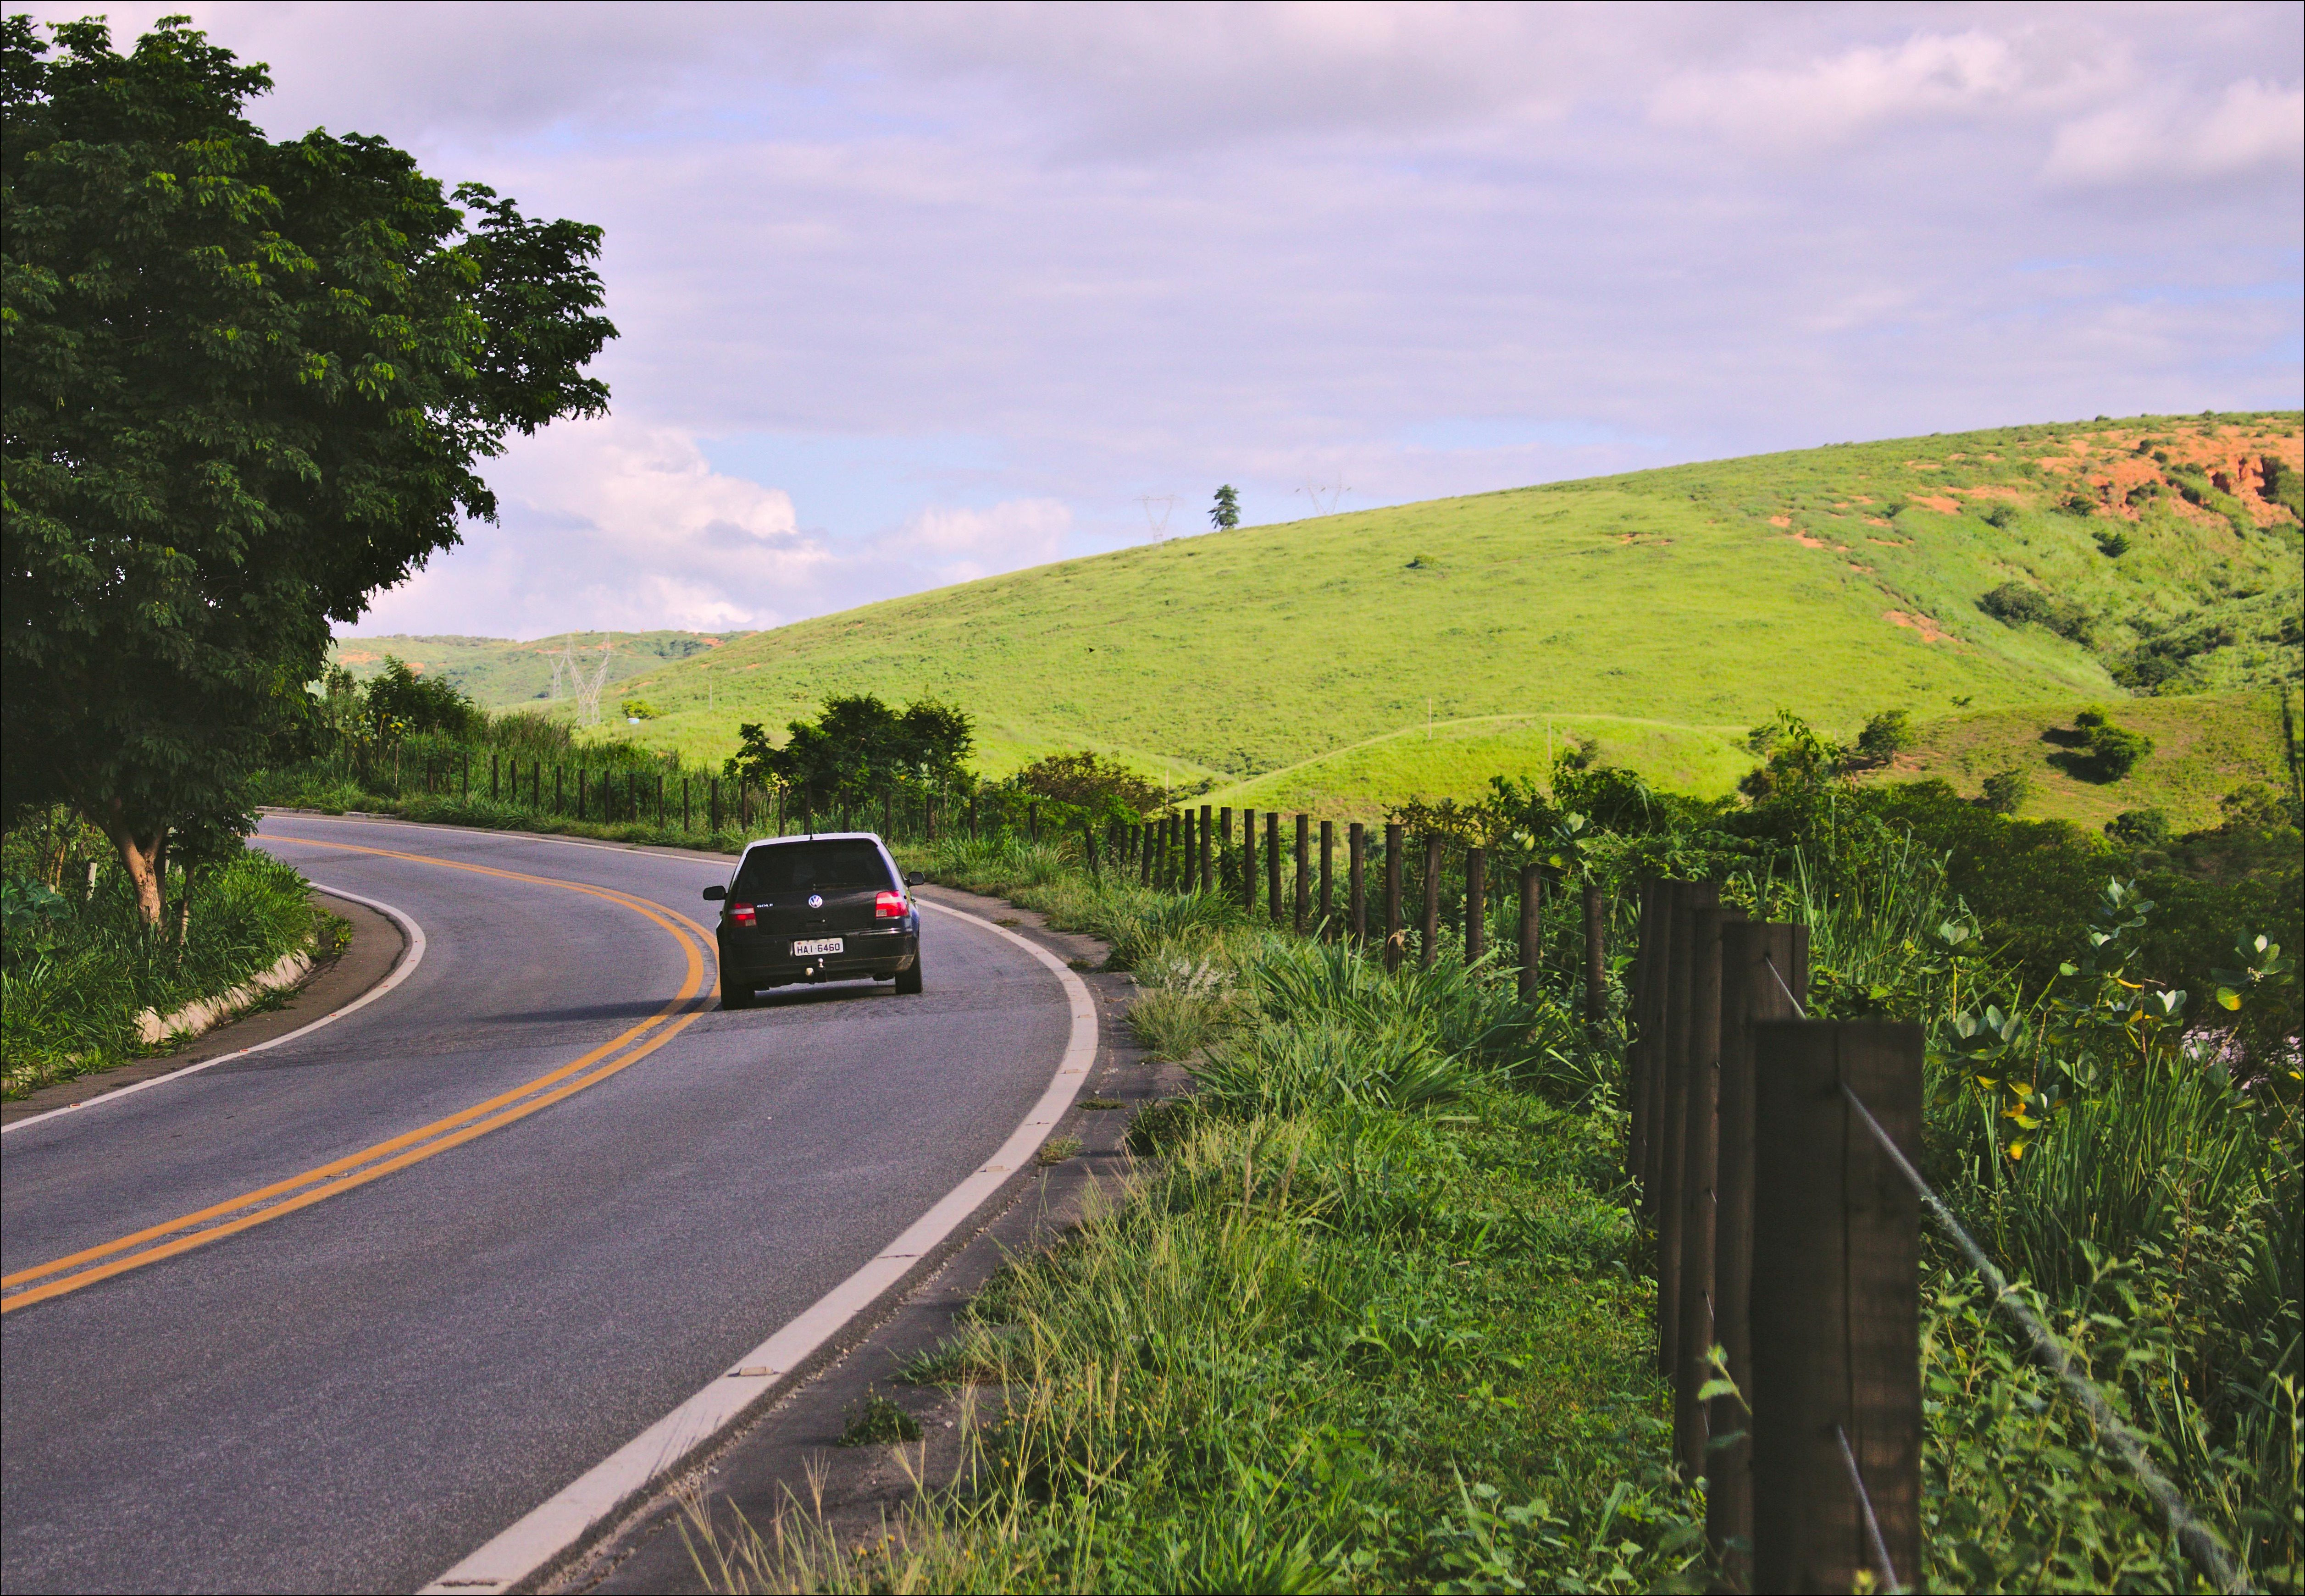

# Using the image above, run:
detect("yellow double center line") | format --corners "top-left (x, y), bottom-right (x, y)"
top-left (1, 837), bottom-right (720, 1314)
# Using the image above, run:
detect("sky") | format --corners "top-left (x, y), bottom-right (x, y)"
top-left (20, 2), bottom-right (2305, 638)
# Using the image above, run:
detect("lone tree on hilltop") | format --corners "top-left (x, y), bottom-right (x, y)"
top-left (0, 15), bottom-right (616, 923)
top-left (1210, 484), bottom-right (1240, 531)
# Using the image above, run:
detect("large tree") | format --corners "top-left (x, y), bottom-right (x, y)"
top-left (1, 15), bottom-right (615, 920)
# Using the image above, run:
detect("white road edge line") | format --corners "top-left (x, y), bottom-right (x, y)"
top-left (418, 898), bottom-right (1098, 1596)
top-left (0, 885), bottom-right (426, 1138)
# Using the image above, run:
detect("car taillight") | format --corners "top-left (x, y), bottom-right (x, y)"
top-left (875, 890), bottom-right (908, 920)
top-left (730, 903), bottom-right (756, 926)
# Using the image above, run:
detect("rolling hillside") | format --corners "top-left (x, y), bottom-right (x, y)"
top-left (350, 412), bottom-right (2304, 827)
top-left (330, 631), bottom-right (749, 703)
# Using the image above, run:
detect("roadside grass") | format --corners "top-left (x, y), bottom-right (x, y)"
top-left (677, 833), bottom-right (2300, 1594)
top-left (1, 839), bottom-right (331, 1098)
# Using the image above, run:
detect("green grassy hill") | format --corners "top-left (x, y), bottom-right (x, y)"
top-left (356, 412), bottom-right (2305, 826)
top-left (330, 631), bottom-right (749, 704)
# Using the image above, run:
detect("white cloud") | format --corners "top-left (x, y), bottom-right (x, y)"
top-left (884, 500), bottom-right (1072, 584)
top-left (1653, 29), bottom-right (2040, 146)
top-left (2045, 78), bottom-right (2305, 185)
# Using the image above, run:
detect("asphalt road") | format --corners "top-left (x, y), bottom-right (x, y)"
top-left (0, 815), bottom-right (1074, 1594)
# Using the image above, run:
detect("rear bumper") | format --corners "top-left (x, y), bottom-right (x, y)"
top-left (718, 925), bottom-right (919, 988)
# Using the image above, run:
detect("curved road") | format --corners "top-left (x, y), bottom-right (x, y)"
top-left (1, 816), bottom-right (1077, 1594)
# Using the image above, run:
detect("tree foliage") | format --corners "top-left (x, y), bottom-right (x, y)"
top-left (1013, 751), bottom-right (1163, 820)
top-left (0, 15), bottom-right (615, 919)
top-left (723, 694), bottom-right (974, 816)
top-left (1210, 483), bottom-right (1240, 531)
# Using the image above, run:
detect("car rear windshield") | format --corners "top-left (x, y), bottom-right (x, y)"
top-left (732, 840), bottom-right (894, 899)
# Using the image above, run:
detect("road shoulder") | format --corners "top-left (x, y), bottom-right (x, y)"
top-left (553, 887), bottom-right (1182, 1596)
top-left (0, 889), bottom-right (405, 1127)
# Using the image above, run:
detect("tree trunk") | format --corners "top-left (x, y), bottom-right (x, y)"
top-left (105, 818), bottom-right (166, 927)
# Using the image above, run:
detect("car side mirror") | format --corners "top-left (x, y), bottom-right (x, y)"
top-left (702, 884), bottom-right (726, 901)
top-left (905, 871), bottom-right (924, 886)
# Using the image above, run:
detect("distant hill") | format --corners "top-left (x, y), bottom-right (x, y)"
top-left (330, 631), bottom-right (751, 707)
top-left (352, 412), bottom-right (2303, 829)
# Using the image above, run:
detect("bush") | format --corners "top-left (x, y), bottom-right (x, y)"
top-left (2084, 722), bottom-right (2154, 781)
top-left (617, 698), bottom-right (659, 720)
top-left (1982, 504), bottom-right (2018, 529)
top-left (2093, 528), bottom-right (2130, 557)
top-left (2105, 809), bottom-right (2168, 848)
top-left (1856, 708), bottom-right (1917, 763)
top-left (2056, 490), bottom-right (2097, 516)
top-left (1978, 582), bottom-right (2095, 644)
top-left (1980, 766), bottom-right (2031, 815)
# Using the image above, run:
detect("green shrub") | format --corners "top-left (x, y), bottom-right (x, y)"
top-left (1978, 582), bottom-right (2095, 644)
top-left (1980, 766), bottom-right (2031, 815)
top-left (2105, 809), bottom-right (2168, 847)
top-left (1856, 707), bottom-right (1917, 763)
top-left (2084, 722), bottom-right (2154, 780)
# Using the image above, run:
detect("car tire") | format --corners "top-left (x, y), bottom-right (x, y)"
top-left (895, 960), bottom-right (923, 995)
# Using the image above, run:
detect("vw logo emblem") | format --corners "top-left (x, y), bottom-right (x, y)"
top-left (807, 893), bottom-right (823, 908)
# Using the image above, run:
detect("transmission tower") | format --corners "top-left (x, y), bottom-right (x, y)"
top-left (1138, 493), bottom-right (1175, 543)
top-left (1296, 476), bottom-right (1351, 517)
top-left (574, 636), bottom-right (614, 726)
top-left (548, 634), bottom-right (582, 699)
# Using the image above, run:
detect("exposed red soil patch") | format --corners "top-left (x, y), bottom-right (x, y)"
top-left (1785, 532), bottom-right (1850, 551)
top-left (1847, 562), bottom-right (1875, 574)
top-left (1866, 537), bottom-right (1907, 546)
top-left (1768, 515), bottom-right (1792, 527)
top-left (1884, 609), bottom-right (1955, 644)
top-left (1910, 493), bottom-right (1961, 514)
top-left (1863, 516), bottom-right (1892, 527)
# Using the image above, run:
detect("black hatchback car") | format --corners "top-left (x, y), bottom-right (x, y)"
top-left (705, 833), bottom-right (923, 1006)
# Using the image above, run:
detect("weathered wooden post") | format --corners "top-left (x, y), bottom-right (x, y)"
top-left (577, 766), bottom-right (587, 821)
top-left (1709, 920), bottom-right (1809, 1589)
top-left (1294, 814), bottom-right (1309, 934)
top-left (1265, 812), bottom-right (1283, 925)
top-left (1200, 805), bottom-right (1213, 895)
top-left (1583, 880), bottom-right (1608, 1038)
top-left (1656, 881), bottom-right (1719, 1380)
top-left (1319, 820), bottom-right (1335, 937)
top-left (656, 774), bottom-right (665, 826)
top-left (1383, 822), bottom-right (1404, 972)
top-left (1419, 834), bottom-right (1442, 968)
top-left (1242, 809), bottom-right (1257, 911)
top-left (462, 753), bottom-right (470, 800)
top-left (682, 779), bottom-right (691, 831)
top-left (1750, 1020), bottom-right (1923, 1596)
top-left (1029, 803), bottom-right (1040, 844)
top-left (1349, 822), bottom-right (1368, 944)
top-left (1463, 846), bottom-right (1487, 963)
top-left (1084, 821), bottom-right (1098, 876)
top-left (1517, 864), bottom-right (1544, 1000)
top-left (1675, 903), bottom-right (1739, 1480)
top-left (491, 753), bottom-right (499, 800)
top-left (709, 777), bottom-right (719, 833)
top-left (1141, 823), bottom-right (1155, 887)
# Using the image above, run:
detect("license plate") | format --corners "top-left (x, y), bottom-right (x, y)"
top-left (791, 937), bottom-right (843, 957)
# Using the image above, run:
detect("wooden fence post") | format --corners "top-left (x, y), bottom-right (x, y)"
top-left (1084, 821), bottom-right (1098, 875)
top-left (1517, 864), bottom-right (1544, 1000)
top-left (1637, 882), bottom-right (1675, 1208)
top-left (1242, 809), bottom-right (1257, 911)
top-left (576, 767), bottom-right (587, 821)
top-left (1464, 847), bottom-right (1487, 963)
top-left (1749, 1020), bottom-right (1923, 1596)
top-left (1583, 880), bottom-right (1608, 1037)
top-left (1028, 802), bottom-right (1039, 843)
top-left (1710, 921), bottom-right (1809, 1589)
top-left (1656, 881), bottom-right (1719, 1380)
top-left (1294, 814), bottom-right (1309, 934)
top-left (1217, 807), bottom-right (1232, 894)
top-left (1675, 903), bottom-right (1738, 1480)
top-left (1383, 822), bottom-right (1404, 972)
top-left (1141, 823), bottom-right (1155, 887)
top-left (490, 753), bottom-right (499, 801)
top-left (1319, 820), bottom-right (1334, 937)
top-left (1627, 882), bottom-right (1655, 1187)
top-left (462, 754), bottom-right (470, 800)
top-left (1348, 823), bottom-right (1367, 943)
top-left (1419, 834), bottom-right (1442, 967)
top-left (1200, 805), bottom-right (1213, 895)
top-left (709, 778), bottom-right (719, 832)
top-left (655, 774), bottom-right (664, 827)
top-left (1266, 812), bottom-right (1283, 925)
top-left (682, 779), bottom-right (691, 831)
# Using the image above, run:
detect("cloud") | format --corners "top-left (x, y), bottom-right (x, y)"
top-left (18, 2), bottom-right (2300, 644)
top-left (2045, 78), bottom-right (2305, 185)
